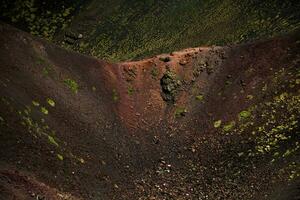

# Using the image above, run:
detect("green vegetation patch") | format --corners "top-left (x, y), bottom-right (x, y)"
top-left (175, 107), bottom-right (187, 118)
top-left (227, 89), bottom-right (299, 159)
top-left (195, 94), bottom-right (204, 101)
top-left (64, 78), bottom-right (78, 94)
top-left (32, 100), bottom-right (40, 107)
top-left (223, 121), bottom-right (236, 132)
top-left (214, 120), bottom-right (222, 128)
top-left (238, 110), bottom-right (251, 120)
top-left (57, 154), bottom-right (64, 161)
top-left (0, 0), bottom-right (82, 40)
top-left (48, 135), bottom-right (59, 147)
top-left (3, 0), bottom-right (299, 62)
top-left (41, 107), bottom-right (49, 115)
top-left (58, 0), bottom-right (300, 61)
top-left (246, 95), bottom-right (254, 100)
top-left (253, 93), bottom-right (299, 155)
top-left (47, 98), bottom-right (55, 107)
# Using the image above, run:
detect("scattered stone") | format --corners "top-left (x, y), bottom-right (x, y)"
top-left (153, 136), bottom-right (160, 144)
top-left (247, 95), bottom-right (254, 100)
top-left (159, 56), bottom-right (171, 62)
top-left (225, 80), bottom-right (232, 85)
top-left (240, 80), bottom-right (247, 86)
top-left (36, 195), bottom-right (45, 200)
top-left (29, 191), bottom-right (35, 197)
top-left (238, 152), bottom-right (244, 157)
top-left (179, 60), bottom-right (188, 65)
top-left (78, 33), bottom-right (83, 39)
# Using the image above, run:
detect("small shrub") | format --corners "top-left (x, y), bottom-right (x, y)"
top-left (175, 107), bottom-right (187, 117)
top-left (214, 120), bottom-right (222, 128)
top-left (48, 135), bottom-right (58, 146)
top-left (239, 110), bottom-right (251, 120)
top-left (195, 94), bottom-right (204, 101)
top-left (57, 154), bottom-right (64, 161)
top-left (64, 78), bottom-right (78, 94)
top-left (47, 98), bottom-right (55, 107)
top-left (32, 100), bottom-right (40, 106)
top-left (223, 121), bottom-right (235, 132)
top-left (41, 107), bottom-right (48, 115)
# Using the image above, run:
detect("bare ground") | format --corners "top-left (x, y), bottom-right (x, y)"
top-left (0, 22), bottom-right (299, 199)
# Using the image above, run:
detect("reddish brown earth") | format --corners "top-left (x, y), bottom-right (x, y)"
top-left (0, 22), bottom-right (299, 200)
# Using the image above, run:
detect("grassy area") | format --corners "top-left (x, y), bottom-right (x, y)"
top-left (0, 0), bottom-right (86, 40)
top-left (1, 0), bottom-right (299, 61)
top-left (62, 0), bottom-right (300, 61)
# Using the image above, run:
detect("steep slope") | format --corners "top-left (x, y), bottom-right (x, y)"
top-left (0, 22), bottom-right (300, 199)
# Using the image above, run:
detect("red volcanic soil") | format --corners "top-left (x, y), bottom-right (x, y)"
top-left (0, 22), bottom-right (299, 200)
